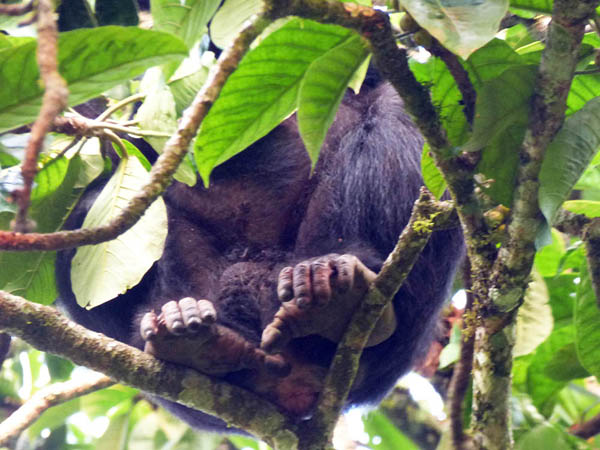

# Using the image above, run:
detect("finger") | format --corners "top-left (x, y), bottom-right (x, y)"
top-left (333, 254), bottom-right (356, 292)
top-left (263, 353), bottom-right (291, 377)
top-left (310, 258), bottom-right (334, 306)
top-left (260, 317), bottom-right (289, 353)
top-left (278, 266), bottom-right (294, 302)
top-left (293, 262), bottom-right (312, 308)
top-left (161, 300), bottom-right (186, 335)
top-left (179, 297), bottom-right (202, 331)
top-left (140, 311), bottom-right (159, 341)
top-left (196, 299), bottom-right (217, 324)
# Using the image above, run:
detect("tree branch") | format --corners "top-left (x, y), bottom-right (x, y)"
top-left (0, 14), bottom-right (269, 252)
top-left (0, 291), bottom-right (298, 449)
top-left (570, 410), bottom-right (600, 439)
top-left (298, 189), bottom-right (456, 449)
top-left (12, 0), bottom-right (68, 233)
top-left (0, 0), bottom-right (34, 16)
top-left (473, 2), bottom-right (599, 448)
top-left (448, 260), bottom-right (475, 450)
top-left (0, 373), bottom-right (113, 446)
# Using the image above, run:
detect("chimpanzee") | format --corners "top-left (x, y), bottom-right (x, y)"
top-left (55, 68), bottom-right (464, 430)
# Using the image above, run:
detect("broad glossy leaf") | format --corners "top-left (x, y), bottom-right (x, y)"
top-left (0, 27), bottom-right (187, 133)
top-left (402, 0), bottom-right (508, 59)
top-left (509, 1), bottom-right (552, 13)
top-left (0, 156), bottom-right (83, 304)
top-left (563, 200), bottom-right (600, 218)
top-left (463, 65), bottom-right (536, 152)
top-left (574, 260), bottom-right (600, 378)
top-left (539, 97), bottom-right (600, 227)
top-left (363, 411), bottom-right (419, 450)
top-left (151, 0), bottom-right (219, 49)
top-left (195, 19), bottom-right (356, 184)
top-left (421, 144), bottom-right (446, 199)
top-left (568, 74), bottom-right (600, 115)
top-left (544, 343), bottom-right (590, 381)
top-left (515, 424), bottom-right (571, 450)
top-left (526, 325), bottom-right (574, 413)
top-left (515, 270), bottom-right (553, 357)
top-left (71, 157), bottom-right (167, 308)
top-left (209, 0), bottom-right (263, 49)
top-left (411, 39), bottom-right (527, 147)
top-left (534, 228), bottom-right (565, 277)
top-left (298, 34), bottom-right (369, 167)
top-left (136, 69), bottom-right (196, 186)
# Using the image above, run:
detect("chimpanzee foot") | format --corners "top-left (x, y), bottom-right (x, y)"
top-left (141, 297), bottom-right (289, 376)
top-left (261, 254), bottom-right (383, 353)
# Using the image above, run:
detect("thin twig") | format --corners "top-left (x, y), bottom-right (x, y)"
top-left (428, 42), bottom-right (476, 125)
top-left (0, 373), bottom-right (114, 445)
top-left (448, 260), bottom-right (475, 450)
top-left (571, 410), bottom-right (600, 439)
top-left (12, 0), bottom-right (68, 233)
top-left (0, 0), bottom-right (34, 15)
top-left (96, 93), bottom-right (146, 121)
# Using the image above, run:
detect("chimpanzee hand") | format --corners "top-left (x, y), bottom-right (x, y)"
top-left (261, 254), bottom-right (396, 353)
top-left (141, 297), bottom-right (289, 376)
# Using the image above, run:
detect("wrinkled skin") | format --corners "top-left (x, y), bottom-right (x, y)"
top-left (56, 70), bottom-right (464, 429)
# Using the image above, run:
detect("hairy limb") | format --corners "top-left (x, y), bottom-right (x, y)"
top-left (261, 254), bottom-right (396, 353)
top-left (142, 297), bottom-right (289, 376)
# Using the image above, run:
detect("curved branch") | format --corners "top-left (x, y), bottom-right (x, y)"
top-left (0, 373), bottom-right (113, 446)
top-left (298, 189), bottom-right (456, 449)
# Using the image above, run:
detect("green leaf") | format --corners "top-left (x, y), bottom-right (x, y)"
top-left (439, 324), bottom-right (461, 368)
top-left (534, 228), bottom-right (565, 277)
top-left (463, 65), bottom-right (537, 152)
top-left (568, 74), bottom-right (600, 115)
top-left (151, 0), bottom-right (220, 49)
top-left (45, 354), bottom-right (75, 381)
top-left (411, 39), bottom-right (527, 147)
top-left (81, 384), bottom-right (138, 418)
top-left (95, 0), bottom-right (139, 27)
top-left (515, 424), bottom-right (571, 450)
top-left (169, 60), bottom-right (209, 115)
top-left (194, 19), bottom-right (355, 184)
top-left (27, 398), bottom-right (81, 438)
top-left (509, 1), bottom-right (553, 14)
top-left (209, 0), bottom-right (263, 49)
top-left (544, 343), bottom-right (590, 381)
top-left (539, 97), bottom-right (600, 227)
top-left (402, 0), bottom-right (509, 59)
top-left (136, 68), bottom-right (196, 186)
top-left (527, 325), bottom-right (574, 414)
top-left (96, 411), bottom-right (130, 450)
top-left (298, 34), bottom-right (369, 167)
top-left (0, 156), bottom-right (83, 304)
top-left (421, 143), bottom-right (446, 199)
top-left (546, 274), bottom-right (577, 325)
top-left (476, 123), bottom-right (526, 206)
top-left (515, 270), bottom-right (553, 357)
top-left (71, 156), bottom-right (168, 308)
top-left (363, 411), bottom-right (419, 450)
top-left (574, 259), bottom-right (600, 378)
top-left (0, 26), bottom-right (188, 133)
top-left (563, 200), bottom-right (600, 218)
